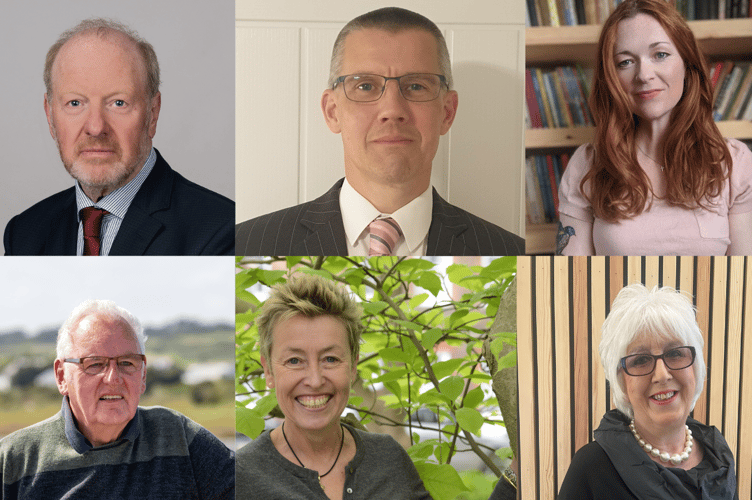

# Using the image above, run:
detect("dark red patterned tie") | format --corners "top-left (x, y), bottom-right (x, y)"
top-left (80, 207), bottom-right (109, 256)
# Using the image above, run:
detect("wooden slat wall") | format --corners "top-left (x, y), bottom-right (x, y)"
top-left (518, 256), bottom-right (752, 500)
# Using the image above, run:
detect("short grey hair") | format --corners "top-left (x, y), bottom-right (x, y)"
top-left (328, 7), bottom-right (453, 90)
top-left (44, 18), bottom-right (161, 98)
top-left (599, 283), bottom-right (706, 419)
top-left (57, 300), bottom-right (147, 359)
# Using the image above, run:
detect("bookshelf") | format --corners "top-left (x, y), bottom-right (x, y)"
top-left (525, 19), bottom-right (752, 254)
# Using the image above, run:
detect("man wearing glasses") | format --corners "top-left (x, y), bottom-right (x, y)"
top-left (0, 300), bottom-right (234, 499)
top-left (235, 7), bottom-right (524, 256)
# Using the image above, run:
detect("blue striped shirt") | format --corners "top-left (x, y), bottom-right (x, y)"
top-left (75, 148), bottom-right (156, 256)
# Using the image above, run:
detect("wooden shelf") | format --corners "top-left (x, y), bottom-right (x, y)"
top-left (525, 222), bottom-right (558, 255)
top-left (527, 19), bottom-right (752, 65)
top-left (526, 120), bottom-right (752, 149)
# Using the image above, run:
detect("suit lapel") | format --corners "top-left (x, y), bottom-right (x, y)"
top-left (290, 179), bottom-right (347, 255)
top-left (109, 150), bottom-right (171, 255)
top-left (427, 190), bottom-right (476, 255)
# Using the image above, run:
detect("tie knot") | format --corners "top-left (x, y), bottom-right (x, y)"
top-left (80, 207), bottom-right (109, 256)
top-left (368, 217), bottom-right (403, 256)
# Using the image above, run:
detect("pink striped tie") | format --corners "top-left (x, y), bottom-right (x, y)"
top-left (368, 217), bottom-right (403, 256)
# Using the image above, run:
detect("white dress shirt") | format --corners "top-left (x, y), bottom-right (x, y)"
top-left (339, 178), bottom-right (432, 256)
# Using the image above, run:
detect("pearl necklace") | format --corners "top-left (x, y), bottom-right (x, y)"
top-left (630, 420), bottom-right (693, 465)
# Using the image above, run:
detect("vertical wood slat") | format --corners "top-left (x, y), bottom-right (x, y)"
top-left (520, 256), bottom-right (749, 500)
top-left (724, 259), bottom-right (744, 457)
top-left (590, 258), bottom-right (607, 436)
top-left (739, 259), bottom-right (752, 500)
top-left (517, 257), bottom-right (536, 500)
top-left (694, 257), bottom-right (712, 423)
top-left (572, 259), bottom-right (590, 451)
top-left (553, 258), bottom-right (571, 492)
top-left (709, 257), bottom-right (728, 430)
top-left (535, 258), bottom-right (555, 499)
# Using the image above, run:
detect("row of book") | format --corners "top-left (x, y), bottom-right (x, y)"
top-left (527, 0), bottom-right (751, 26)
top-left (525, 66), bottom-right (594, 129)
top-left (712, 62), bottom-right (752, 121)
top-left (526, 61), bottom-right (752, 129)
top-left (526, 154), bottom-right (570, 224)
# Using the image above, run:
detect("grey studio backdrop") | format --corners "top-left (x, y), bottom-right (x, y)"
top-left (0, 0), bottom-right (235, 242)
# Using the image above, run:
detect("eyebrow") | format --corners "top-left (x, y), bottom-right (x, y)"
top-left (627, 340), bottom-right (682, 355)
top-left (614, 41), bottom-right (672, 56)
top-left (279, 344), bottom-right (345, 356)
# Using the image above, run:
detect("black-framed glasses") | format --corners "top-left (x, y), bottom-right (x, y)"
top-left (333, 73), bottom-right (448, 102)
top-left (64, 354), bottom-right (146, 376)
top-left (620, 346), bottom-right (696, 376)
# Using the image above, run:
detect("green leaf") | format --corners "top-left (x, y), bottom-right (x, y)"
top-left (439, 376), bottom-right (464, 402)
top-left (348, 395), bottom-right (363, 407)
top-left (497, 350), bottom-right (517, 370)
top-left (251, 392), bottom-right (278, 417)
top-left (236, 407), bottom-right (265, 439)
top-left (383, 380), bottom-right (402, 400)
top-left (379, 347), bottom-right (412, 364)
top-left (393, 319), bottom-right (424, 332)
top-left (432, 359), bottom-right (463, 380)
top-left (395, 258), bottom-right (436, 272)
top-left (434, 442), bottom-right (451, 462)
top-left (446, 264), bottom-right (474, 285)
top-left (414, 462), bottom-right (469, 500)
top-left (495, 447), bottom-right (514, 461)
top-left (407, 441), bottom-right (434, 461)
top-left (455, 407), bottom-right (484, 436)
top-left (409, 293), bottom-right (430, 311)
top-left (371, 368), bottom-right (408, 383)
top-left (418, 388), bottom-right (450, 405)
top-left (256, 269), bottom-right (287, 286)
top-left (361, 301), bottom-right (389, 315)
top-left (285, 256), bottom-right (304, 268)
top-left (420, 328), bottom-right (443, 350)
top-left (418, 271), bottom-right (443, 296)
top-left (463, 386), bottom-right (485, 409)
top-left (490, 337), bottom-right (506, 358)
top-left (447, 309), bottom-right (469, 328)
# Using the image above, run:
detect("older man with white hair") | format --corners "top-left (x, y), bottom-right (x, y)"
top-left (0, 300), bottom-right (234, 499)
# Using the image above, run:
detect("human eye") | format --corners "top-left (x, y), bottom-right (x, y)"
top-left (324, 355), bottom-right (340, 364)
top-left (84, 357), bottom-right (107, 370)
top-left (118, 358), bottom-right (135, 367)
top-left (67, 99), bottom-right (81, 107)
top-left (629, 354), bottom-right (653, 367)
top-left (285, 357), bottom-right (302, 366)
top-left (655, 51), bottom-right (670, 60)
top-left (113, 99), bottom-right (126, 107)
top-left (616, 58), bottom-right (632, 69)
top-left (664, 348), bottom-right (683, 359)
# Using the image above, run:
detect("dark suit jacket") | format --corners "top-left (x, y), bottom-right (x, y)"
top-left (235, 178), bottom-right (524, 256)
top-left (4, 150), bottom-right (234, 255)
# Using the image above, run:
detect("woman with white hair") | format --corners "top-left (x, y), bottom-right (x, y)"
top-left (558, 283), bottom-right (737, 499)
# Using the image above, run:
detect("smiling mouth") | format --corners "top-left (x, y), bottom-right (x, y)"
top-left (651, 391), bottom-right (676, 401)
top-left (296, 395), bottom-right (331, 408)
top-left (636, 90), bottom-right (661, 99)
top-left (100, 395), bottom-right (124, 400)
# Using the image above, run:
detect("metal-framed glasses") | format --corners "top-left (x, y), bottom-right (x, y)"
top-left (64, 355), bottom-right (146, 375)
top-left (620, 346), bottom-right (696, 376)
top-left (333, 73), bottom-right (448, 102)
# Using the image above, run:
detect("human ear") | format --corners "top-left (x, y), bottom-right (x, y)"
top-left (321, 89), bottom-right (342, 134)
top-left (54, 359), bottom-right (68, 396)
top-left (440, 90), bottom-right (459, 135)
top-left (260, 355), bottom-right (274, 388)
top-left (147, 92), bottom-right (161, 139)
top-left (44, 94), bottom-right (56, 141)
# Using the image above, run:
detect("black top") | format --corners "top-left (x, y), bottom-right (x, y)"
top-left (558, 410), bottom-right (737, 500)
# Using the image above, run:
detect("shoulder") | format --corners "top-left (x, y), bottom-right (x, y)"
top-left (727, 138), bottom-right (752, 176)
top-left (0, 412), bottom-right (63, 455)
top-left (155, 156), bottom-right (234, 217)
top-left (558, 441), bottom-right (625, 500)
top-left (138, 406), bottom-right (225, 450)
top-left (0, 412), bottom-right (67, 487)
top-left (562, 143), bottom-right (595, 181)
top-left (433, 196), bottom-right (525, 255)
top-left (5, 187), bottom-right (74, 232)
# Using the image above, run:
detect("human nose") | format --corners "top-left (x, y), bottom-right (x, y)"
top-left (304, 362), bottom-right (324, 387)
top-left (102, 358), bottom-right (123, 383)
top-left (83, 104), bottom-right (108, 136)
top-left (652, 357), bottom-right (672, 381)
top-left (378, 79), bottom-right (409, 122)
top-left (635, 59), bottom-right (655, 83)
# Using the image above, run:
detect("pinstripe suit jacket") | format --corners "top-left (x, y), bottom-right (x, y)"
top-left (235, 178), bottom-right (524, 256)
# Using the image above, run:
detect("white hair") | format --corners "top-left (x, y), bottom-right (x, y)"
top-left (599, 283), bottom-right (706, 419)
top-left (56, 300), bottom-right (147, 359)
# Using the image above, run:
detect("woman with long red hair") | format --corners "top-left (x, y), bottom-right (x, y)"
top-left (556, 0), bottom-right (752, 255)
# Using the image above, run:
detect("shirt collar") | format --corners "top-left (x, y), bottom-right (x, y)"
top-left (339, 178), bottom-right (432, 253)
top-left (75, 148), bottom-right (157, 220)
top-left (62, 396), bottom-right (141, 454)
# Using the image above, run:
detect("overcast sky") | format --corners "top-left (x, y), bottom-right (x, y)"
top-left (0, 257), bottom-right (234, 335)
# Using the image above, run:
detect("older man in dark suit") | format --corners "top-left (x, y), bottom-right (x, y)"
top-left (235, 7), bottom-right (524, 256)
top-left (4, 18), bottom-right (233, 256)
